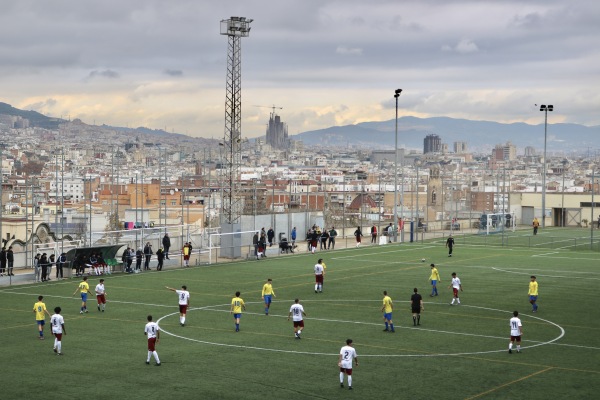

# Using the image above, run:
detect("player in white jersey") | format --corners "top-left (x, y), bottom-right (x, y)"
top-left (448, 272), bottom-right (463, 305)
top-left (509, 310), bottom-right (523, 354)
top-left (166, 285), bottom-right (190, 326)
top-left (144, 315), bottom-right (161, 366)
top-left (95, 279), bottom-right (107, 312)
top-left (287, 298), bottom-right (307, 339)
top-left (338, 339), bottom-right (358, 390)
top-left (50, 307), bottom-right (66, 355)
top-left (314, 259), bottom-right (325, 293)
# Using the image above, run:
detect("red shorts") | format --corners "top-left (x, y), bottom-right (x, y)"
top-left (510, 335), bottom-right (521, 342)
top-left (311, 240), bottom-right (317, 248)
top-left (453, 288), bottom-right (459, 297)
top-left (293, 320), bottom-right (304, 328)
top-left (356, 237), bottom-right (361, 243)
top-left (148, 337), bottom-right (157, 351)
top-left (339, 367), bottom-right (353, 375)
top-left (97, 294), bottom-right (106, 304)
top-left (315, 275), bottom-right (324, 284)
top-left (183, 255), bottom-right (190, 261)
top-left (53, 333), bottom-right (63, 340)
top-left (179, 304), bottom-right (188, 314)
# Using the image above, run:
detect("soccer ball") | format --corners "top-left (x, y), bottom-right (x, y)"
top-left (421, 258), bottom-right (425, 262)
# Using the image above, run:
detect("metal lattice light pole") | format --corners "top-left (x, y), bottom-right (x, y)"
top-left (539, 104), bottom-right (553, 228)
top-left (393, 89), bottom-right (402, 242)
top-left (220, 16), bottom-right (252, 225)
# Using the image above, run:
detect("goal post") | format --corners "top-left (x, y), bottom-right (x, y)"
top-left (208, 229), bottom-right (260, 264)
top-left (478, 212), bottom-right (516, 235)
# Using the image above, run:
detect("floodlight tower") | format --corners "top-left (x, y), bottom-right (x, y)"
top-left (220, 16), bottom-right (252, 258)
top-left (220, 16), bottom-right (252, 225)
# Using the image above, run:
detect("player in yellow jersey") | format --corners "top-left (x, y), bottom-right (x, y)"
top-left (261, 279), bottom-right (276, 315)
top-left (33, 295), bottom-right (51, 340)
top-left (230, 291), bottom-right (246, 332)
top-left (72, 276), bottom-right (92, 313)
top-left (381, 290), bottom-right (395, 332)
top-left (429, 263), bottom-right (441, 297)
top-left (528, 276), bottom-right (539, 312)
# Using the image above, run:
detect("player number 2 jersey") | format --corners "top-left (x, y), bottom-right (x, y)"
top-left (339, 345), bottom-right (357, 368)
top-left (145, 322), bottom-right (159, 339)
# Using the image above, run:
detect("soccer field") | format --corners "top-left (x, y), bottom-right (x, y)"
top-left (2, 238), bottom-right (599, 400)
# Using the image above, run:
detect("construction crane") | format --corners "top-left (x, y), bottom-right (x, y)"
top-left (253, 105), bottom-right (283, 116)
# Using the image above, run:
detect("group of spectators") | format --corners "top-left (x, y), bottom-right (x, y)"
top-left (307, 226), bottom-right (338, 253)
top-left (33, 252), bottom-right (67, 282)
top-left (0, 246), bottom-right (15, 277)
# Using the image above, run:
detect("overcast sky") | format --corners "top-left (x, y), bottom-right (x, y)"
top-left (1, 0), bottom-right (598, 138)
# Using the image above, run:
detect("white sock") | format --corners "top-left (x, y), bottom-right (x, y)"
top-left (147, 351), bottom-right (152, 362)
top-left (340, 372), bottom-right (344, 383)
top-left (153, 351), bottom-right (160, 363)
top-left (451, 299), bottom-right (455, 304)
top-left (509, 343), bottom-right (513, 350)
top-left (182, 316), bottom-right (186, 324)
top-left (315, 284), bottom-right (318, 291)
top-left (457, 298), bottom-right (460, 304)
top-left (298, 329), bottom-right (302, 335)
top-left (517, 345), bottom-right (520, 351)
top-left (57, 341), bottom-right (61, 353)
top-left (54, 338), bottom-right (58, 349)
top-left (348, 376), bottom-right (352, 387)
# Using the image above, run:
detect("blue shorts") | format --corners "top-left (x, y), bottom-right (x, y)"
top-left (233, 313), bottom-right (241, 319)
top-left (529, 295), bottom-right (538, 302)
top-left (81, 293), bottom-right (88, 302)
top-left (37, 320), bottom-right (45, 326)
top-left (431, 280), bottom-right (437, 286)
top-left (264, 295), bottom-right (272, 305)
top-left (384, 313), bottom-right (392, 321)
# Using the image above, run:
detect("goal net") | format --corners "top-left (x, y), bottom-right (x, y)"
top-left (477, 213), bottom-right (516, 235)
top-left (208, 229), bottom-right (261, 264)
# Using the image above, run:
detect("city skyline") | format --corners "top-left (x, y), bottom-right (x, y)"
top-left (1, 0), bottom-right (599, 138)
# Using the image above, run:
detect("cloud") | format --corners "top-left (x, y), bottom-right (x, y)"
top-left (86, 69), bottom-right (120, 80)
top-left (23, 98), bottom-right (58, 111)
top-left (442, 39), bottom-right (479, 54)
top-left (335, 46), bottom-right (363, 56)
top-left (163, 69), bottom-right (183, 77)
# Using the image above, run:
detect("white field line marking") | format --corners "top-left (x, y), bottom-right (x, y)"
top-left (491, 267), bottom-right (600, 280)
top-left (157, 302), bottom-right (567, 357)
top-left (331, 245), bottom-right (437, 260)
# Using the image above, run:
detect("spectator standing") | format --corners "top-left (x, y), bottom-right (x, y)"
top-left (328, 227), bottom-right (337, 249)
top-left (156, 248), bottom-right (164, 271)
top-left (162, 233), bottom-right (171, 259)
top-left (34, 253), bottom-right (41, 282)
top-left (267, 227), bottom-right (275, 247)
top-left (0, 247), bottom-right (6, 277)
top-left (6, 246), bottom-right (14, 276)
top-left (320, 229), bottom-right (329, 250)
top-left (370, 225), bottom-right (377, 244)
top-left (143, 242), bottom-right (153, 270)
top-left (48, 254), bottom-right (55, 278)
top-left (40, 253), bottom-right (49, 282)
top-left (182, 242), bottom-right (191, 267)
top-left (252, 232), bottom-right (259, 258)
top-left (135, 247), bottom-right (143, 273)
top-left (56, 252), bottom-right (66, 279)
top-left (291, 227), bottom-right (297, 246)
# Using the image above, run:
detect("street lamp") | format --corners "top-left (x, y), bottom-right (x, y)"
top-left (393, 88), bottom-right (402, 242)
top-left (539, 104), bottom-right (553, 228)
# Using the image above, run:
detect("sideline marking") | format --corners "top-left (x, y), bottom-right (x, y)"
top-left (157, 301), bottom-right (566, 358)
